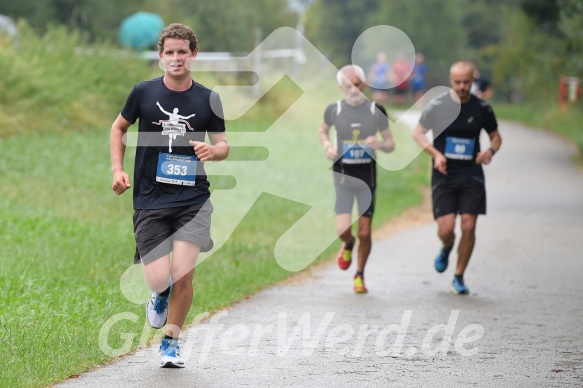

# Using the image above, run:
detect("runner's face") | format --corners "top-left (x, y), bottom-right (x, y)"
top-left (449, 68), bottom-right (473, 102)
top-left (340, 71), bottom-right (367, 105)
top-left (160, 38), bottom-right (197, 78)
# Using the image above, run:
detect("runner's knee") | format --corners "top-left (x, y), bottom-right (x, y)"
top-left (171, 272), bottom-right (194, 290)
top-left (460, 218), bottom-right (477, 235)
top-left (145, 274), bottom-right (172, 293)
top-left (357, 227), bottom-right (371, 242)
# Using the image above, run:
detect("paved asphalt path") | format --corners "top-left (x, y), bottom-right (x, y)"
top-left (58, 118), bottom-right (583, 387)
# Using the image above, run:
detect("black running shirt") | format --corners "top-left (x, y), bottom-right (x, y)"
top-left (419, 92), bottom-right (497, 179)
top-left (121, 77), bottom-right (225, 209)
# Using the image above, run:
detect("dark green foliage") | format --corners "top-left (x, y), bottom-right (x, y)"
top-left (0, 0), bottom-right (296, 50)
top-left (304, 0), bottom-right (380, 66)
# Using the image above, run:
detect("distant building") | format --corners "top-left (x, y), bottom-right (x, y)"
top-left (0, 15), bottom-right (17, 37)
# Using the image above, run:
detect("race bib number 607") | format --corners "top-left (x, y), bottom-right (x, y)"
top-left (341, 141), bottom-right (373, 164)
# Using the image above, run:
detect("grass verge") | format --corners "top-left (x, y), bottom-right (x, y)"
top-left (495, 102), bottom-right (583, 164)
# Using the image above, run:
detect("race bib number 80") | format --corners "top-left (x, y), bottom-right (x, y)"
top-left (445, 137), bottom-right (475, 161)
top-left (156, 153), bottom-right (197, 186)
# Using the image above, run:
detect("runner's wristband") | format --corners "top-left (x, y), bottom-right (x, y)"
top-left (323, 141), bottom-right (333, 151)
top-left (489, 147), bottom-right (496, 156)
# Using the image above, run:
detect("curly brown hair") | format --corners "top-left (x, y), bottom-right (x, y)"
top-left (157, 23), bottom-right (198, 53)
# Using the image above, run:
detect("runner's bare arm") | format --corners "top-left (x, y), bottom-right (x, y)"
top-left (319, 121), bottom-right (338, 161)
top-left (110, 114), bottom-right (132, 195)
top-left (413, 122), bottom-right (447, 174)
top-left (367, 128), bottom-right (395, 153)
top-left (476, 129), bottom-right (502, 165)
top-left (189, 132), bottom-right (229, 162)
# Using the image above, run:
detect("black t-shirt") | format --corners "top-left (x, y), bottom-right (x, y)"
top-left (324, 100), bottom-right (389, 186)
top-left (121, 77), bottom-right (225, 209)
top-left (420, 92), bottom-right (497, 179)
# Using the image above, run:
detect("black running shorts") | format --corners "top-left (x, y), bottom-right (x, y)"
top-left (133, 201), bottom-right (214, 264)
top-left (432, 175), bottom-right (486, 219)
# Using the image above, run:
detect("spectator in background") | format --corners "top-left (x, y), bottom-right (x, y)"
top-left (389, 53), bottom-right (412, 106)
top-left (367, 51), bottom-right (391, 106)
top-left (469, 59), bottom-right (493, 100)
top-left (411, 53), bottom-right (428, 102)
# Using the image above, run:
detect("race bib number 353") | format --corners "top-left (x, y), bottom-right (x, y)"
top-left (156, 153), bottom-right (197, 186)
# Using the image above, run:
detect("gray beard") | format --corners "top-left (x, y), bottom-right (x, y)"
top-left (346, 93), bottom-right (367, 106)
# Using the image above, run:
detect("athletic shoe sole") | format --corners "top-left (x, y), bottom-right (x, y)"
top-left (160, 356), bottom-right (185, 368)
top-left (450, 286), bottom-right (469, 295)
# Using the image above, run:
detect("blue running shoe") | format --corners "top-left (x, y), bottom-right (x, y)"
top-left (146, 281), bottom-right (172, 329)
top-left (434, 247), bottom-right (451, 273)
top-left (451, 276), bottom-right (469, 295)
top-left (159, 338), bottom-right (185, 368)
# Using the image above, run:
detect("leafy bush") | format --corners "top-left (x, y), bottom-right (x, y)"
top-left (0, 21), bottom-right (157, 136)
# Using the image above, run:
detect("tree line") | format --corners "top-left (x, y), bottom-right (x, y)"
top-left (304, 0), bottom-right (583, 102)
top-left (1, 0), bottom-right (581, 102)
top-left (0, 0), bottom-right (297, 52)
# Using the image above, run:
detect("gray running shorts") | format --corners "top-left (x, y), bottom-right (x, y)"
top-left (334, 182), bottom-right (376, 218)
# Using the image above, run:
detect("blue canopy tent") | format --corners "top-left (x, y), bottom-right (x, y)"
top-left (119, 12), bottom-right (164, 50)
